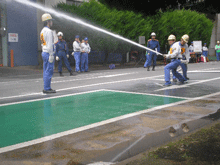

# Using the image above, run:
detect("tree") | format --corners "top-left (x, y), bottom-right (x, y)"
top-left (99, 0), bottom-right (218, 19)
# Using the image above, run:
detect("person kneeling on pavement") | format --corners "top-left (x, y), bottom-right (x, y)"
top-left (55, 32), bottom-right (73, 76)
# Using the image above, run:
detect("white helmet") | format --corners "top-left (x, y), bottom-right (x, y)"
top-left (181, 34), bottom-right (189, 43)
top-left (151, 32), bottom-right (156, 36)
top-left (57, 32), bottom-right (63, 37)
top-left (42, 13), bottom-right (53, 22)
top-left (168, 34), bottom-right (176, 41)
top-left (217, 41), bottom-right (220, 44)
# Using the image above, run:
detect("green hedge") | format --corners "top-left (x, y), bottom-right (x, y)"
top-left (55, 0), bottom-right (213, 55)
top-left (154, 9), bottom-right (213, 49)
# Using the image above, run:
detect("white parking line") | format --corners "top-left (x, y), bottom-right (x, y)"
top-left (52, 72), bottom-right (138, 83)
top-left (155, 82), bottom-right (165, 87)
top-left (0, 93), bottom-right (44, 100)
top-left (0, 75), bottom-right (164, 101)
top-left (189, 70), bottom-right (220, 73)
top-left (0, 89), bottom-right (105, 107)
top-left (103, 89), bottom-right (191, 99)
top-left (155, 76), bottom-right (220, 92)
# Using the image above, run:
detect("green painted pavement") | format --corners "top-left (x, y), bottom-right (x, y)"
top-left (0, 91), bottom-right (185, 148)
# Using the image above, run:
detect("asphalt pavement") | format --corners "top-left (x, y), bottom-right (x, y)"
top-left (0, 61), bottom-right (220, 165)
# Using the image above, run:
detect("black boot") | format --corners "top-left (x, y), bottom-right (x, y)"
top-left (70, 70), bottom-right (74, 76)
top-left (59, 72), bottom-right (64, 77)
top-left (152, 66), bottom-right (155, 71)
top-left (43, 89), bottom-right (56, 94)
top-left (147, 66), bottom-right (150, 71)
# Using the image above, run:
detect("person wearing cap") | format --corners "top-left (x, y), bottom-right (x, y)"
top-left (215, 41), bottom-right (220, 61)
top-left (40, 13), bottom-right (56, 94)
top-left (189, 42), bottom-right (194, 53)
top-left (173, 34), bottom-right (190, 82)
top-left (81, 37), bottom-right (91, 72)
top-left (73, 35), bottom-right (81, 72)
top-left (55, 32), bottom-right (73, 76)
top-left (163, 34), bottom-right (185, 86)
top-left (144, 32), bottom-right (160, 71)
top-left (202, 43), bottom-right (209, 62)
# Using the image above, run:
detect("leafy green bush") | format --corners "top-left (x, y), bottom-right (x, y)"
top-left (154, 9), bottom-right (213, 50)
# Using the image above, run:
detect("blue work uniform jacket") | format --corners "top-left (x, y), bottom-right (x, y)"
top-left (55, 39), bottom-right (69, 55)
top-left (147, 39), bottom-right (160, 54)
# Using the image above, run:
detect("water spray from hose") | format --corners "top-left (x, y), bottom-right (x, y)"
top-left (13, 0), bottom-right (163, 56)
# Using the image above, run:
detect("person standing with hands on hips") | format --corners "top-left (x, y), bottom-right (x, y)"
top-left (73, 35), bottom-right (81, 73)
top-left (81, 37), bottom-right (91, 72)
top-left (144, 32), bottom-right (160, 71)
top-left (40, 13), bottom-right (56, 94)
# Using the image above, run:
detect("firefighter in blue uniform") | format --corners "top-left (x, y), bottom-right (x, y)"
top-left (55, 32), bottom-right (73, 76)
top-left (144, 32), bottom-right (160, 71)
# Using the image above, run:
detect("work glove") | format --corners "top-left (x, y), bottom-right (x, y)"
top-left (56, 56), bottom-right (59, 61)
top-left (72, 52), bottom-right (74, 56)
top-left (163, 54), bottom-right (171, 59)
top-left (181, 59), bottom-right (189, 64)
top-left (67, 54), bottom-right (69, 58)
top-left (49, 54), bottom-right (54, 63)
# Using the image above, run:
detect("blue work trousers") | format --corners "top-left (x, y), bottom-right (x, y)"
top-left (81, 53), bottom-right (89, 72)
top-left (57, 51), bottom-right (72, 73)
top-left (42, 52), bottom-right (54, 91)
top-left (164, 59), bottom-right (185, 83)
top-left (217, 52), bottom-right (220, 61)
top-left (173, 63), bottom-right (187, 81)
top-left (144, 54), bottom-right (148, 68)
top-left (203, 51), bottom-right (208, 57)
top-left (146, 53), bottom-right (157, 67)
top-left (74, 52), bottom-right (81, 72)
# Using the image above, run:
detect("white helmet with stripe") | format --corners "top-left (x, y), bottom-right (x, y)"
top-left (181, 34), bottom-right (189, 43)
top-left (57, 32), bottom-right (63, 37)
top-left (151, 32), bottom-right (156, 36)
top-left (168, 34), bottom-right (176, 41)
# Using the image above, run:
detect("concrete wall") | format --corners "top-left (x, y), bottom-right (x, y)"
top-left (6, 0), bottom-right (38, 66)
